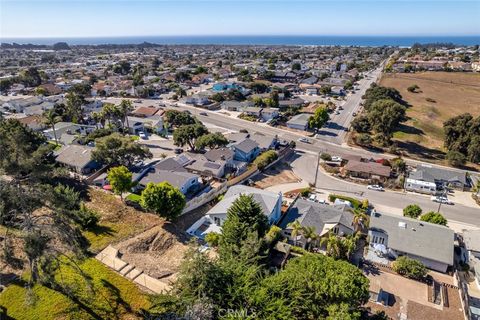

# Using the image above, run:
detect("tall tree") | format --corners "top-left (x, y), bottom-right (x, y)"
top-left (140, 182), bottom-right (186, 220)
top-left (173, 124), bottom-right (209, 152)
top-left (308, 106), bottom-right (330, 130)
top-left (92, 133), bottom-right (152, 166)
top-left (118, 99), bottom-right (134, 134)
top-left (219, 194), bottom-right (269, 257)
top-left (107, 166), bottom-right (134, 201)
top-left (42, 109), bottom-right (61, 144)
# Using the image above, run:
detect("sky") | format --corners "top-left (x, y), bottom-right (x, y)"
top-left (1, 0), bottom-right (479, 38)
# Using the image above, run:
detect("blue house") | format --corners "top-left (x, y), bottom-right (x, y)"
top-left (230, 138), bottom-right (260, 162)
top-left (212, 82), bottom-right (240, 92)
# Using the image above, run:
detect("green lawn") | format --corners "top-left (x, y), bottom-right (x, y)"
top-left (0, 258), bottom-right (151, 320)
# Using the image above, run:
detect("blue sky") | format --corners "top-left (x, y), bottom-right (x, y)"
top-left (1, 0), bottom-right (479, 38)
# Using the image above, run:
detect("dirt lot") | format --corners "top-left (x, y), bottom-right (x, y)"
top-left (380, 72), bottom-right (480, 158)
top-left (252, 162), bottom-right (301, 189)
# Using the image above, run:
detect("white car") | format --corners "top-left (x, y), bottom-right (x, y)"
top-left (298, 137), bottom-right (310, 143)
top-left (430, 196), bottom-right (453, 205)
top-left (331, 156), bottom-right (342, 162)
top-left (367, 185), bottom-right (384, 192)
top-left (308, 194), bottom-right (317, 202)
top-left (138, 131), bottom-right (148, 140)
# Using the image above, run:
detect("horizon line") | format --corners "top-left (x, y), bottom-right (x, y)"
top-left (2, 34), bottom-right (480, 40)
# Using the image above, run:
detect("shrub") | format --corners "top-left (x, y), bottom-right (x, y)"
top-left (407, 84), bottom-right (419, 93)
top-left (446, 150), bottom-right (466, 167)
top-left (253, 150), bottom-right (278, 170)
top-left (77, 202), bottom-right (100, 230)
top-left (205, 232), bottom-right (221, 247)
top-left (300, 187), bottom-right (311, 197)
top-left (392, 256), bottom-right (427, 280)
top-left (355, 133), bottom-right (372, 146)
top-left (403, 204), bottom-right (422, 218)
top-left (328, 194), bottom-right (364, 212)
top-left (420, 211), bottom-right (448, 226)
top-left (266, 225), bottom-right (283, 244)
top-left (320, 153), bottom-right (332, 161)
top-left (425, 97), bottom-right (436, 103)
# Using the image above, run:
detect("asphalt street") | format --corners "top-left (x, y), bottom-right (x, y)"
top-left (317, 65), bottom-right (384, 144)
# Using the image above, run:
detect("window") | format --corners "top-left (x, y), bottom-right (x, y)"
top-left (213, 217), bottom-right (221, 225)
top-left (333, 226), bottom-right (339, 234)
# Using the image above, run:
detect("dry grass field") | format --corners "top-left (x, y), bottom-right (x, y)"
top-left (379, 72), bottom-right (480, 159)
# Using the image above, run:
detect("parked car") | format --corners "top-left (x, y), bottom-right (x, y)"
top-left (298, 137), bottom-right (310, 143)
top-left (174, 148), bottom-right (184, 154)
top-left (331, 156), bottom-right (342, 162)
top-left (138, 131), bottom-right (148, 140)
top-left (134, 99), bottom-right (142, 103)
top-left (367, 185), bottom-right (384, 192)
top-left (430, 196), bottom-right (453, 205)
top-left (199, 112), bottom-right (208, 116)
top-left (308, 194), bottom-right (317, 202)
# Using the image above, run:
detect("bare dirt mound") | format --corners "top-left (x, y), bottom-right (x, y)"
top-left (116, 224), bottom-right (189, 280)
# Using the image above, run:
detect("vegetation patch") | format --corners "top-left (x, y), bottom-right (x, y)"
top-left (0, 258), bottom-right (151, 320)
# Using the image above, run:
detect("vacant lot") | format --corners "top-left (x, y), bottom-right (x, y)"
top-left (253, 162), bottom-right (301, 189)
top-left (380, 72), bottom-right (480, 158)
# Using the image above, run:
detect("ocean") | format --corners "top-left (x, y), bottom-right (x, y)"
top-left (1, 35), bottom-right (479, 47)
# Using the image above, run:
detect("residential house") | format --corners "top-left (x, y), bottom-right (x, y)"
top-left (343, 160), bottom-right (391, 182)
top-left (124, 115), bottom-right (164, 134)
top-left (185, 92), bottom-right (211, 106)
top-left (186, 185), bottom-right (282, 239)
top-left (278, 98), bottom-right (306, 110)
top-left (230, 138), bottom-right (260, 162)
top-left (55, 144), bottom-right (100, 174)
top-left (184, 153), bottom-right (226, 178)
top-left (259, 108), bottom-right (279, 122)
top-left (131, 106), bottom-right (163, 118)
top-left (250, 133), bottom-right (278, 151)
top-left (408, 164), bottom-right (468, 191)
top-left (279, 198), bottom-right (354, 249)
top-left (286, 113), bottom-right (310, 131)
top-left (331, 86), bottom-right (345, 96)
top-left (463, 230), bottom-right (480, 290)
top-left (221, 100), bottom-right (254, 112)
top-left (136, 163), bottom-right (200, 195)
top-left (242, 106), bottom-right (262, 118)
top-left (43, 122), bottom-right (96, 145)
top-left (368, 211), bottom-right (454, 273)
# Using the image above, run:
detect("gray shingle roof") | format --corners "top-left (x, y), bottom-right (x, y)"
top-left (232, 138), bottom-right (259, 154)
top-left (286, 113), bottom-right (310, 126)
top-left (208, 185), bottom-right (280, 218)
top-left (55, 145), bottom-right (95, 169)
top-left (280, 198), bottom-right (353, 234)
top-left (139, 169), bottom-right (198, 190)
top-left (463, 230), bottom-right (480, 253)
top-left (409, 164), bottom-right (467, 186)
top-left (369, 212), bottom-right (454, 265)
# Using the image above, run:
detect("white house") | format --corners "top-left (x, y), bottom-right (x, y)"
top-left (368, 212), bottom-right (454, 273)
top-left (186, 185), bottom-right (282, 240)
top-left (463, 230), bottom-right (480, 289)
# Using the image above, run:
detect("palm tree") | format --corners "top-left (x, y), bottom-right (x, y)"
top-left (302, 226), bottom-right (319, 251)
top-left (118, 99), bottom-right (133, 135)
top-left (43, 109), bottom-right (61, 144)
top-left (287, 220), bottom-right (303, 247)
top-left (343, 232), bottom-right (360, 260)
top-left (91, 111), bottom-right (103, 129)
top-left (320, 232), bottom-right (342, 259)
top-left (176, 87), bottom-right (187, 98)
top-left (352, 211), bottom-right (369, 232)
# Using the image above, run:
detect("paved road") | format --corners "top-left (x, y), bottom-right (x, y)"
top-left (291, 153), bottom-right (480, 229)
top-left (318, 65), bottom-right (384, 144)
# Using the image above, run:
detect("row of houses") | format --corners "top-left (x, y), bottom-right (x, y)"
top-left (187, 185), bottom-right (456, 274)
